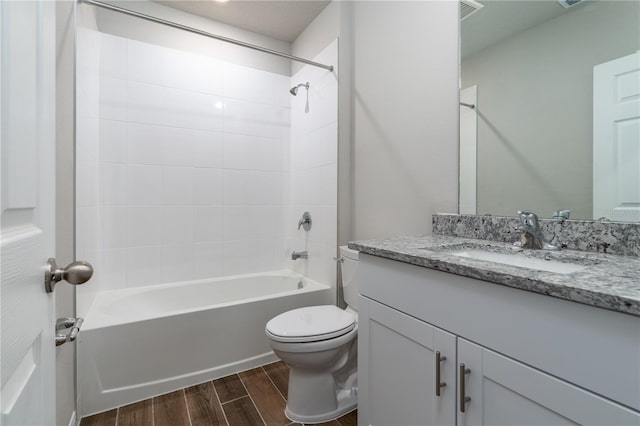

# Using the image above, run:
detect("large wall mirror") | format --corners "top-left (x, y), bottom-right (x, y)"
top-left (459, 0), bottom-right (640, 222)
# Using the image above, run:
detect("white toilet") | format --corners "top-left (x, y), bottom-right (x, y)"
top-left (265, 246), bottom-right (359, 424)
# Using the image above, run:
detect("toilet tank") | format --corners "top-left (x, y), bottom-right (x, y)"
top-left (340, 246), bottom-right (359, 310)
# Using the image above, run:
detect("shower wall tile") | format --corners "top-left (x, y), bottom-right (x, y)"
top-left (126, 246), bottom-right (163, 287)
top-left (76, 207), bottom-right (98, 255)
top-left (223, 239), bottom-right (275, 276)
top-left (194, 168), bottom-right (224, 205)
top-left (126, 123), bottom-right (164, 165)
top-left (76, 117), bottom-right (98, 162)
top-left (76, 162), bottom-right (98, 207)
top-left (162, 244), bottom-right (195, 284)
top-left (162, 87), bottom-right (224, 131)
top-left (127, 40), bottom-right (163, 85)
top-left (194, 206), bottom-right (224, 242)
top-left (223, 99), bottom-right (290, 140)
top-left (162, 49), bottom-right (225, 95)
top-left (127, 81), bottom-right (164, 125)
top-left (98, 163), bottom-right (127, 206)
top-left (126, 206), bottom-right (162, 247)
top-left (99, 33), bottom-right (127, 80)
top-left (162, 127), bottom-right (195, 167)
top-left (193, 130), bottom-right (224, 168)
top-left (97, 206), bottom-right (126, 249)
top-left (98, 248), bottom-right (127, 290)
top-left (98, 119), bottom-right (127, 163)
top-left (194, 242), bottom-right (224, 279)
top-left (99, 77), bottom-right (127, 121)
top-left (127, 164), bottom-right (162, 205)
top-left (162, 166), bottom-right (195, 205)
top-left (162, 205), bottom-right (195, 245)
top-left (223, 63), bottom-right (291, 108)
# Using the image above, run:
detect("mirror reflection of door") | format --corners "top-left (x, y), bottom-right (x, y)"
top-left (460, 85), bottom-right (477, 215)
top-left (460, 0), bottom-right (640, 221)
top-left (593, 51), bottom-right (640, 222)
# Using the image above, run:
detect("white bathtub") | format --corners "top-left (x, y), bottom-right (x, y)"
top-left (79, 271), bottom-right (332, 417)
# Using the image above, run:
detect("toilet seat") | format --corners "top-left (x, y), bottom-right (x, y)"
top-left (266, 305), bottom-right (356, 343)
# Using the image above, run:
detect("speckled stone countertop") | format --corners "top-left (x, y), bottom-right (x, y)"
top-left (348, 235), bottom-right (640, 317)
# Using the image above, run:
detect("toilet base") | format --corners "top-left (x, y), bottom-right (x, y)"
top-left (285, 387), bottom-right (357, 424)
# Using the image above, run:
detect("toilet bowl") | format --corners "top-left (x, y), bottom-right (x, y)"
top-left (265, 246), bottom-right (359, 424)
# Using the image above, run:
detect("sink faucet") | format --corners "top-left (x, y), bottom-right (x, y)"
top-left (515, 210), bottom-right (559, 251)
top-left (291, 250), bottom-right (308, 260)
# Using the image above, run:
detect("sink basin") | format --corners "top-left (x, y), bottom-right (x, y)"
top-left (449, 249), bottom-right (586, 274)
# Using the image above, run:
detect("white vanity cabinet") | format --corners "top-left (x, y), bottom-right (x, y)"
top-left (357, 253), bottom-right (640, 426)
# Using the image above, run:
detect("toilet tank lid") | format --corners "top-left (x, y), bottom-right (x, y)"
top-left (266, 305), bottom-right (356, 340)
top-left (340, 246), bottom-right (359, 261)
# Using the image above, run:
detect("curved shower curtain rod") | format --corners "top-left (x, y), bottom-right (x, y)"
top-left (78, 0), bottom-right (335, 72)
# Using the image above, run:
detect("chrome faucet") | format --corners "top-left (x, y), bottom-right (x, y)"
top-left (515, 210), bottom-right (559, 251)
top-left (291, 250), bottom-right (308, 260)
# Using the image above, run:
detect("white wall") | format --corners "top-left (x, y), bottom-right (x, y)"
top-left (95, 0), bottom-right (291, 75)
top-left (351, 1), bottom-right (459, 239)
top-left (462, 1), bottom-right (640, 219)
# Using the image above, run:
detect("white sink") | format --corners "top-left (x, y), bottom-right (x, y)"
top-left (450, 249), bottom-right (586, 274)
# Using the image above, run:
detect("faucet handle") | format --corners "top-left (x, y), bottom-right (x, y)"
top-left (297, 211), bottom-right (312, 231)
top-left (516, 210), bottom-right (539, 227)
top-left (552, 209), bottom-right (573, 220)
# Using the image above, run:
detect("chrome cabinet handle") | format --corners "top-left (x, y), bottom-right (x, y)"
top-left (45, 258), bottom-right (94, 293)
top-left (435, 351), bottom-right (447, 396)
top-left (459, 363), bottom-right (471, 412)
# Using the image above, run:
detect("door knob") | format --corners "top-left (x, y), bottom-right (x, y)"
top-left (45, 258), bottom-right (93, 293)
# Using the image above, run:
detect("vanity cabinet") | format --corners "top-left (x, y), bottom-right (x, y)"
top-left (357, 253), bottom-right (640, 426)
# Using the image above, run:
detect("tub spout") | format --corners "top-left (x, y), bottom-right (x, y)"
top-left (291, 251), bottom-right (308, 260)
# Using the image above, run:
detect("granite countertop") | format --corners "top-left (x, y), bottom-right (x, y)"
top-left (348, 235), bottom-right (640, 317)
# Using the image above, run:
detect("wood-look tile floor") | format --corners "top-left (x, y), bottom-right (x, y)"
top-left (80, 361), bottom-right (357, 426)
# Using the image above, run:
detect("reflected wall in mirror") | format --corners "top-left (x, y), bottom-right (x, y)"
top-left (460, 0), bottom-right (640, 222)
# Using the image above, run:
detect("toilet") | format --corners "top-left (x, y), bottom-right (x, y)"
top-left (265, 246), bottom-right (359, 424)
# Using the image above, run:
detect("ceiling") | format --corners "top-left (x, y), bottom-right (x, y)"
top-left (153, 0), bottom-right (331, 42)
top-left (462, 1), bottom-right (572, 58)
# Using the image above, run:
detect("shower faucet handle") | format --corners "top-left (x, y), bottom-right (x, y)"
top-left (297, 211), bottom-right (312, 231)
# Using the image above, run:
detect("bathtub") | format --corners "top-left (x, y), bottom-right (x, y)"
top-left (79, 270), bottom-right (332, 417)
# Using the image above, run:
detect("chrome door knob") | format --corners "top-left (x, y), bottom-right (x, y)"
top-left (45, 258), bottom-right (94, 293)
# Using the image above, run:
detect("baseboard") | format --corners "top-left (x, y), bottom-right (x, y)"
top-left (68, 411), bottom-right (77, 426)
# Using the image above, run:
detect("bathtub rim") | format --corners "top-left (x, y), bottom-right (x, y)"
top-left (81, 269), bottom-right (330, 331)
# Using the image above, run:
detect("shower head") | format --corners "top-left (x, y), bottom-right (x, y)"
top-left (290, 82), bottom-right (309, 96)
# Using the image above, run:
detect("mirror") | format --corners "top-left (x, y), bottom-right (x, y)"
top-left (460, 0), bottom-right (640, 222)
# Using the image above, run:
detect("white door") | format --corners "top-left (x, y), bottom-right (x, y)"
top-left (457, 338), bottom-right (640, 426)
top-left (593, 51), bottom-right (640, 222)
top-left (359, 297), bottom-right (456, 426)
top-left (460, 85), bottom-right (477, 215)
top-left (1, 1), bottom-right (57, 425)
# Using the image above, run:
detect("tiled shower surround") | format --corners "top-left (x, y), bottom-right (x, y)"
top-left (76, 28), bottom-right (337, 315)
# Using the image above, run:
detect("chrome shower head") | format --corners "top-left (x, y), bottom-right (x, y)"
top-left (289, 82), bottom-right (309, 96)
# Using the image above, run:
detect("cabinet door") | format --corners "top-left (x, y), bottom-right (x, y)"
top-left (457, 339), bottom-right (640, 426)
top-left (359, 296), bottom-right (456, 426)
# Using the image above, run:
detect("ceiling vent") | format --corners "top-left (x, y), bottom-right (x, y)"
top-left (461, 0), bottom-right (484, 21)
